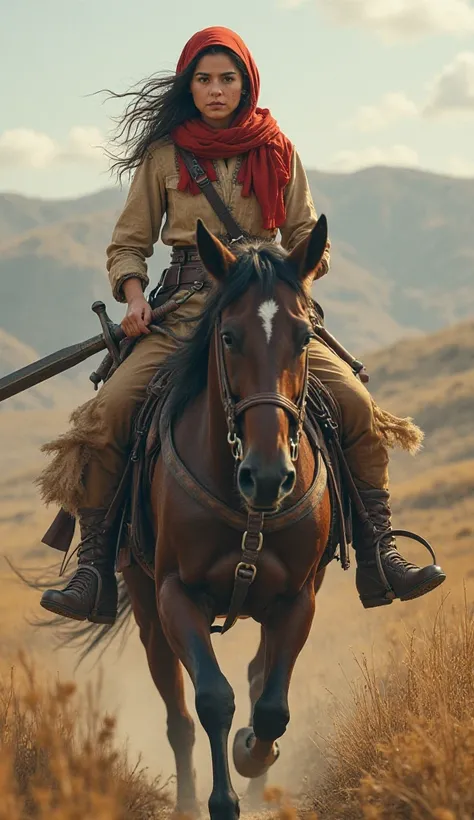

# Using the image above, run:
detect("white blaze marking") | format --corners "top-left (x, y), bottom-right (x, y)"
top-left (258, 299), bottom-right (279, 343)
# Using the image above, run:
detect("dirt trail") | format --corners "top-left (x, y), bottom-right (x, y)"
top-left (52, 562), bottom-right (388, 805)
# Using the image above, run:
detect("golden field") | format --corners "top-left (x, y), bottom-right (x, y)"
top-left (0, 319), bottom-right (473, 818)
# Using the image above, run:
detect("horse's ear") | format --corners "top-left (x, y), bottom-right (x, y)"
top-left (196, 219), bottom-right (237, 281)
top-left (288, 215), bottom-right (328, 285)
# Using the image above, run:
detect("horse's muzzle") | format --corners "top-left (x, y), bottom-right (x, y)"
top-left (237, 449), bottom-right (296, 511)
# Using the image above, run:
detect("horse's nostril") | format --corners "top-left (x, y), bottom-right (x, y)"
top-left (281, 469), bottom-right (296, 495)
top-left (239, 466), bottom-right (255, 497)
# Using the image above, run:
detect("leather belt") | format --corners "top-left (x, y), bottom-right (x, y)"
top-left (149, 247), bottom-right (208, 302)
top-left (158, 262), bottom-right (206, 291)
top-left (170, 245), bottom-right (202, 265)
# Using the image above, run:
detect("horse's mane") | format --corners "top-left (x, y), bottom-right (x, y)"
top-left (160, 240), bottom-right (310, 428)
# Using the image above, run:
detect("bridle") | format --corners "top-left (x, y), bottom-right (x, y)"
top-left (214, 315), bottom-right (311, 465)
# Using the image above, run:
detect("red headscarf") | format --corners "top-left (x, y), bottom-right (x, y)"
top-left (171, 27), bottom-right (293, 231)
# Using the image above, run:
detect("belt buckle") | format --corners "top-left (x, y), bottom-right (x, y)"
top-left (149, 269), bottom-right (167, 304)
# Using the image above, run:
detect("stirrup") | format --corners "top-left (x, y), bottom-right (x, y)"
top-left (374, 529), bottom-right (439, 596)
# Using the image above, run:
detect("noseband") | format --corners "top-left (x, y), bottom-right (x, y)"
top-left (214, 317), bottom-right (310, 463)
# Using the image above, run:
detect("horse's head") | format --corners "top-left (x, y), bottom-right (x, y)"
top-left (196, 216), bottom-right (328, 512)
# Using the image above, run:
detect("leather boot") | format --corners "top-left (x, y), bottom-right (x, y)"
top-left (353, 488), bottom-right (446, 609)
top-left (40, 508), bottom-right (118, 625)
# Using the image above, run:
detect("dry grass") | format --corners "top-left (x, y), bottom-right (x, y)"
top-left (0, 656), bottom-right (170, 820)
top-left (0, 319), bottom-right (473, 816)
top-left (308, 596), bottom-right (474, 819)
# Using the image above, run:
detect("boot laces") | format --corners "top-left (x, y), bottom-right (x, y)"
top-left (59, 531), bottom-right (106, 577)
top-left (62, 566), bottom-right (98, 598)
top-left (379, 537), bottom-right (419, 572)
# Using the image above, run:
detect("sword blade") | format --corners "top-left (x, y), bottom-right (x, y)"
top-left (0, 334), bottom-right (107, 403)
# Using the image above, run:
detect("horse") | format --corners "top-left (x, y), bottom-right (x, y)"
top-left (109, 215), bottom-right (333, 820)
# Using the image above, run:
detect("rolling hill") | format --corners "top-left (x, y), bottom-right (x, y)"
top-left (1, 165), bottom-right (473, 382)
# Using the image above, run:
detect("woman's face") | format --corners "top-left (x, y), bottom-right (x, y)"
top-left (190, 52), bottom-right (244, 129)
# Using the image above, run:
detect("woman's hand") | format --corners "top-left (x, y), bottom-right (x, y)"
top-left (121, 296), bottom-right (153, 337)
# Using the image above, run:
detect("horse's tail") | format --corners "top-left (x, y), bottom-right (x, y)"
top-left (6, 559), bottom-right (133, 667)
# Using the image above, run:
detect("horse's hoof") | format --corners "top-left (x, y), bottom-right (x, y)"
top-left (232, 727), bottom-right (280, 779)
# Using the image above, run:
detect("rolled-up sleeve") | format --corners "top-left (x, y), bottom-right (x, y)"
top-left (280, 148), bottom-right (331, 280)
top-left (106, 147), bottom-right (166, 302)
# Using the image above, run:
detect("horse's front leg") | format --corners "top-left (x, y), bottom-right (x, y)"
top-left (124, 565), bottom-right (198, 816)
top-left (233, 580), bottom-right (316, 780)
top-left (158, 574), bottom-right (239, 820)
top-left (239, 628), bottom-right (268, 808)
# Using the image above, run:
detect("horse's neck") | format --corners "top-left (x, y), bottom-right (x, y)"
top-left (174, 337), bottom-right (238, 506)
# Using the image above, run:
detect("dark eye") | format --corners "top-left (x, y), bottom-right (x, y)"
top-left (221, 332), bottom-right (234, 349)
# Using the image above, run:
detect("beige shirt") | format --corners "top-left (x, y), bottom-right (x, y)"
top-left (106, 139), bottom-right (331, 302)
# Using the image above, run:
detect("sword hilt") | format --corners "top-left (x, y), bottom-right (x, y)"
top-left (91, 301), bottom-right (121, 367)
top-left (90, 352), bottom-right (113, 391)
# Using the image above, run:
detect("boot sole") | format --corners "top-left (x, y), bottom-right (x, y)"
top-left (40, 598), bottom-right (116, 626)
top-left (361, 572), bottom-right (447, 609)
top-left (400, 572), bottom-right (446, 601)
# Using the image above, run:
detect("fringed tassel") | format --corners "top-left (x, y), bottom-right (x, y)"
top-left (371, 397), bottom-right (424, 455)
top-left (35, 397), bottom-right (107, 514)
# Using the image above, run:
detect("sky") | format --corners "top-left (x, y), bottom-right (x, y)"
top-left (2, 0), bottom-right (474, 198)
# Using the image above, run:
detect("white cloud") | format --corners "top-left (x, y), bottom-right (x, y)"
top-left (447, 155), bottom-right (474, 176)
top-left (346, 92), bottom-right (418, 132)
top-left (60, 126), bottom-right (105, 163)
top-left (286, 0), bottom-right (474, 40)
top-left (0, 127), bottom-right (105, 169)
top-left (329, 144), bottom-right (420, 172)
top-left (424, 52), bottom-right (474, 116)
top-left (342, 52), bottom-right (474, 133)
top-left (0, 129), bottom-right (57, 169)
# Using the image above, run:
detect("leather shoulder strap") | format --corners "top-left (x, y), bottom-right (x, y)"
top-left (177, 147), bottom-right (246, 243)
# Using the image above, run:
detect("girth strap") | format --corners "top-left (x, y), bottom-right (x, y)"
top-left (215, 511), bottom-right (265, 635)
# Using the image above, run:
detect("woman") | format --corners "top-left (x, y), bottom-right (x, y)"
top-left (38, 27), bottom-right (445, 625)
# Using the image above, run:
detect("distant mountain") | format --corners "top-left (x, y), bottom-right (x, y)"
top-left (309, 167), bottom-right (474, 339)
top-left (0, 188), bottom-right (125, 243)
top-left (0, 166), bottom-right (473, 367)
top-left (365, 318), bottom-right (474, 480)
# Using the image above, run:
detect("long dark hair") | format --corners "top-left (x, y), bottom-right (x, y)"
top-left (102, 46), bottom-right (250, 184)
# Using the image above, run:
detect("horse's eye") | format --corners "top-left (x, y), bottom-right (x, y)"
top-left (221, 333), bottom-right (234, 349)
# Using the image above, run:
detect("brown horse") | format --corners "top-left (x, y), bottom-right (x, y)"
top-left (117, 216), bottom-right (333, 820)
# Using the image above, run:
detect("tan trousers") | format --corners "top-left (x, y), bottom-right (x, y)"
top-left (81, 289), bottom-right (389, 508)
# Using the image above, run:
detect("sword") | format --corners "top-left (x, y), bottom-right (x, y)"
top-left (0, 294), bottom-right (191, 404)
top-left (1, 290), bottom-right (367, 403)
